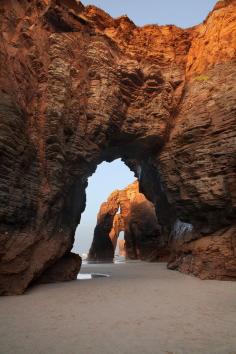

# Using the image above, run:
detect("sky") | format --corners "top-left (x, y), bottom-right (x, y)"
top-left (81, 0), bottom-right (218, 28)
top-left (73, 0), bottom-right (218, 255)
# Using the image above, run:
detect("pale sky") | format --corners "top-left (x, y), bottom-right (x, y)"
top-left (81, 0), bottom-right (217, 28)
top-left (73, 0), bottom-right (218, 255)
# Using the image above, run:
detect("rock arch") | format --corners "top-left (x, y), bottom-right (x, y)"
top-left (0, 0), bottom-right (236, 294)
top-left (88, 181), bottom-right (166, 262)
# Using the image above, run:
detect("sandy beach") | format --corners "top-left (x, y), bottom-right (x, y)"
top-left (0, 262), bottom-right (236, 354)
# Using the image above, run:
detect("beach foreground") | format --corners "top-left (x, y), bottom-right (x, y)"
top-left (0, 262), bottom-right (236, 354)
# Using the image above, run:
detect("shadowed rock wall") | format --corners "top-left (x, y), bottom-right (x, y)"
top-left (0, 0), bottom-right (236, 294)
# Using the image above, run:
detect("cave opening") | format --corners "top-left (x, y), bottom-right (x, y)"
top-left (72, 159), bottom-right (135, 261)
top-left (69, 152), bottom-right (169, 267)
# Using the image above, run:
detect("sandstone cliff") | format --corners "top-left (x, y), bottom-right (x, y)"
top-left (0, 0), bottom-right (235, 294)
top-left (88, 181), bottom-right (165, 262)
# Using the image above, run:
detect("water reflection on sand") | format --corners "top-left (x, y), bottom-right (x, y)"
top-left (78, 256), bottom-right (131, 279)
top-left (77, 273), bottom-right (110, 280)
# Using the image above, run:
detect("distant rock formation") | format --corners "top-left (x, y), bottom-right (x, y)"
top-left (88, 181), bottom-right (169, 262)
top-left (118, 240), bottom-right (126, 257)
top-left (0, 0), bottom-right (235, 294)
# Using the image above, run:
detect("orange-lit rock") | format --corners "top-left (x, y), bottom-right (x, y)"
top-left (118, 240), bottom-right (126, 257)
top-left (88, 181), bottom-right (164, 261)
top-left (0, 0), bottom-right (235, 294)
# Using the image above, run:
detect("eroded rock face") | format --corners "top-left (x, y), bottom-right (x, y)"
top-left (118, 240), bottom-right (126, 257)
top-left (36, 253), bottom-right (81, 284)
top-left (0, 0), bottom-right (236, 294)
top-left (168, 223), bottom-right (236, 280)
top-left (88, 181), bottom-right (164, 261)
top-left (88, 188), bottom-right (120, 262)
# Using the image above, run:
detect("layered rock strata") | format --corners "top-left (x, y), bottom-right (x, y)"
top-left (0, 0), bottom-right (235, 294)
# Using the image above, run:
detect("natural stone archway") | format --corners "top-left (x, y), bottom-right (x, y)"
top-left (88, 181), bottom-right (166, 262)
top-left (0, 0), bottom-right (236, 294)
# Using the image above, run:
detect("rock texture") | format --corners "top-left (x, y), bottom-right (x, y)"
top-left (168, 224), bottom-right (236, 280)
top-left (118, 240), bottom-right (126, 257)
top-left (88, 181), bottom-right (164, 261)
top-left (0, 0), bottom-right (236, 294)
top-left (36, 253), bottom-right (81, 284)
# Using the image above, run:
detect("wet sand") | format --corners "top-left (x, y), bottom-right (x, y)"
top-left (0, 262), bottom-right (236, 354)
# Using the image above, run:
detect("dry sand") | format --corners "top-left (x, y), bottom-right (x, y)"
top-left (0, 262), bottom-right (236, 354)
